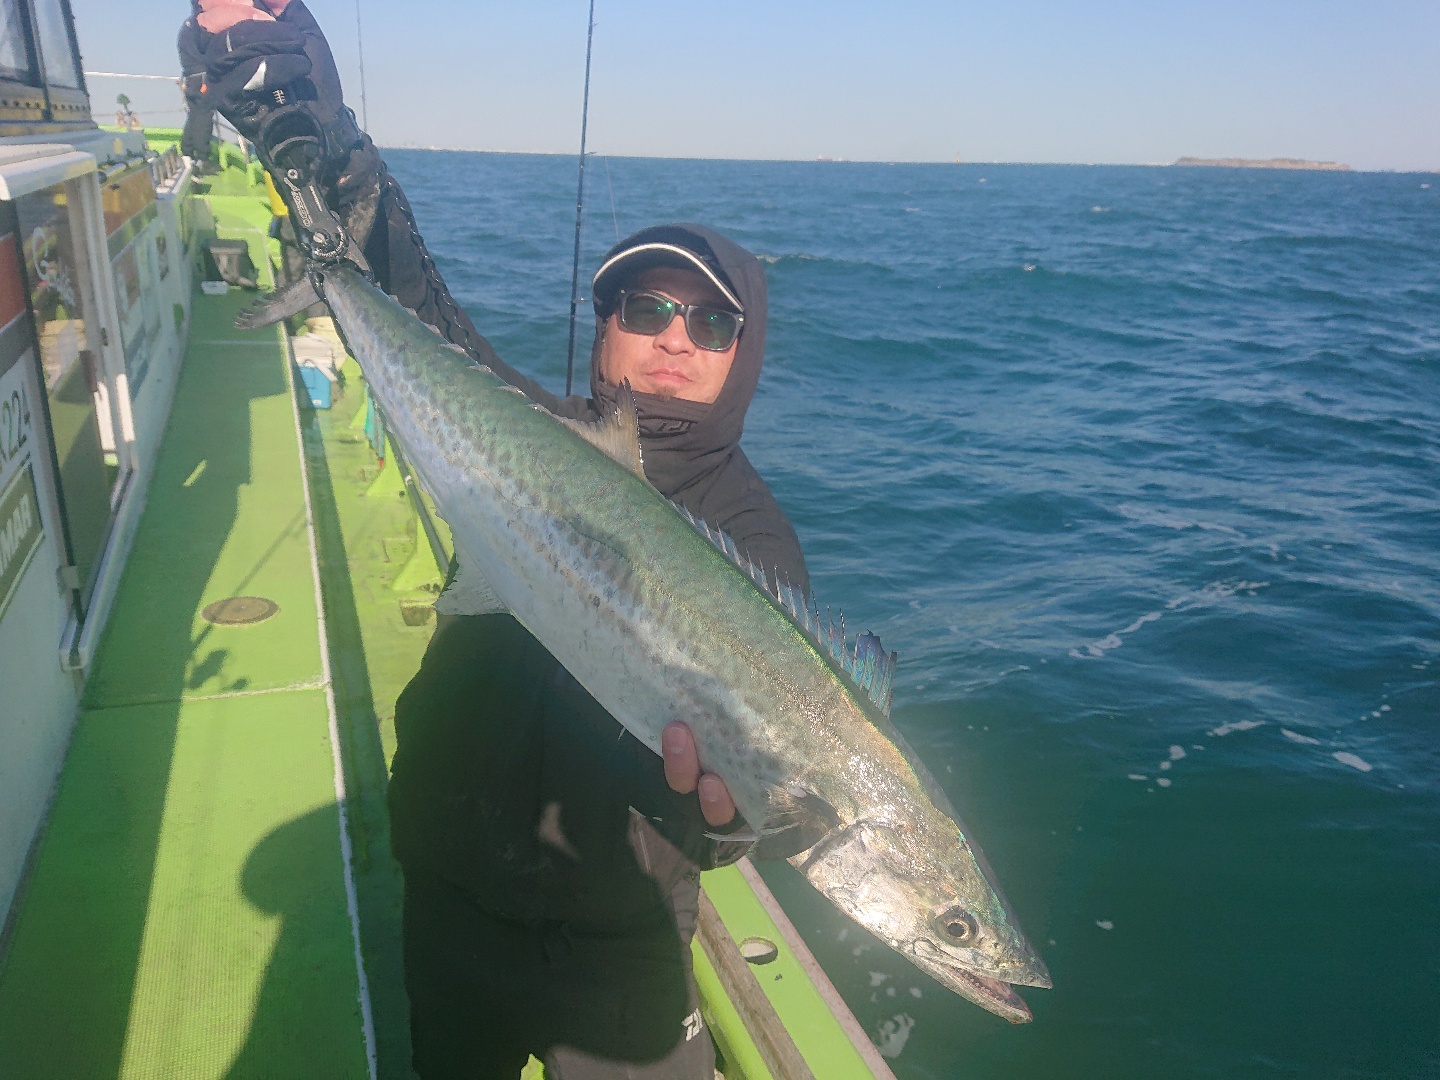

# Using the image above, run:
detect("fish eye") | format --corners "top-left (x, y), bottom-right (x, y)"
top-left (933, 906), bottom-right (978, 945)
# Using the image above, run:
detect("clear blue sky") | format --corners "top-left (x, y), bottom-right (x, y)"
top-left (73, 0), bottom-right (1440, 171)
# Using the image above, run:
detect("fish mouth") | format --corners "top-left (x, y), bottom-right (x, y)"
top-left (1004, 952), bottom-right (1053, 990)
top-left (911, 939), bottom-right (1048, 1023)
top-left (920, 934), bottom-right (1052, 990)
top-left (945, 965), bottom-right (1035, 1025)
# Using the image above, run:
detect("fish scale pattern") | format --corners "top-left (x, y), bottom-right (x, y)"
top-left (672, 502), bottom-right (897, 717)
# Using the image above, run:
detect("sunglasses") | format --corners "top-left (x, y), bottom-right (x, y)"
top-left (616, 290), bottom-right (744, 352)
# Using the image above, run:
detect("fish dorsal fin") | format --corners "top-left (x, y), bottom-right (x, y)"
top-left (852, 632), bottom-right (897, 716)
top-left (559, 381), bottom-right (645, 480)
top-left (669, 502), bottom-right (899, 717)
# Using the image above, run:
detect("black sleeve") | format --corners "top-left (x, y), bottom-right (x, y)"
top-left (364, 171), bottom-right (569, 413)
top-left (206, 3), bottom-right (578, 419)
top-left (275, 0), bottom-right (353, 139)
top-left (177, 20), bottom-right (207, 93)
top-left (729, 504), bottom-right (809, 596)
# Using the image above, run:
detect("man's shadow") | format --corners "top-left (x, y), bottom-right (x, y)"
top-left (224, 805), bottom-right (377, 1080)
top-left (226, 804), bottom-right (701, 1079)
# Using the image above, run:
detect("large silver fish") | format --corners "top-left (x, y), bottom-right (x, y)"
top-left (317, 265), bottom-right (1051, 1022)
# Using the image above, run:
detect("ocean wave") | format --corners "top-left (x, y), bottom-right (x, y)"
top-left (1070, 581), bottom-right (1269, 659)
top-left (385, 152), bottom-right (1440, 1078)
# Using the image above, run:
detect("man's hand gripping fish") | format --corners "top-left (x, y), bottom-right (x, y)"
top-left (314, 264), bottom-right (1052, 1022)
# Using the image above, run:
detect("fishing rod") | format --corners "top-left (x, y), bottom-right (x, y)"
top-left (354, 0), bottom-right (369, 131)
top-left (564, 0), bottom-right (597, 396)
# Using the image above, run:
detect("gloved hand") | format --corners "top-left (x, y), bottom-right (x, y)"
top-left (198, 0), bottom-right (378, 269)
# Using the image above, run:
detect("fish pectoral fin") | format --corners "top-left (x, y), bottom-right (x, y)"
top-left (558, 380), bottom-right (646, 480)
top-left (234, 277), bottom-right (321, 329)
top-left (751, 786), bottom-right (843, 861)
top-left (433, 559), bottom-right (508, 616)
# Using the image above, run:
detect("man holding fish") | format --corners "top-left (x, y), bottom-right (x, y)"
top-left (192, 2), bottom-right (1048, 1076)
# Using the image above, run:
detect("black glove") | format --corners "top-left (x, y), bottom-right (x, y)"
top-left (201, 19), bottom-right (314, 140)
top-left (202, 14), bottom-right (375, 267)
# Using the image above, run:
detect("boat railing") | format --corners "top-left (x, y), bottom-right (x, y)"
top-left (149, 145), bottom-right (182, 188)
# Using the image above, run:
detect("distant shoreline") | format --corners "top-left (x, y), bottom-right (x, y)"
top-left (1172, 157), bottom-right (1351, 171)
top-left (376, 147), bottom-right (1425, 172)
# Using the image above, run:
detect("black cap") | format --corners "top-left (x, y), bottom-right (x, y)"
top-left (591, 231), bottom-right (743, 318)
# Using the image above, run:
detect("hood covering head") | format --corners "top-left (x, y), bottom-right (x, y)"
top-left (589, 223), bottom-right (768, 501)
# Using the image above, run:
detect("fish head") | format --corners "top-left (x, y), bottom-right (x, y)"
top-left (796, 816), bottom-right (1051, 1023)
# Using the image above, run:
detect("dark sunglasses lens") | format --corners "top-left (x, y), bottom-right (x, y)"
top-left (686, 307), bottom-right (740, 351)
top-left (619, 292), bottom-right (675, 334)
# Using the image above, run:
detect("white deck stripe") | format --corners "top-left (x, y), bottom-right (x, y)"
top-left (194, 339), bottom-right (287, 347)
top-left (181, 679), bottom-right (328, 702)
top-left (284, 329), bottom-right (379, 1080)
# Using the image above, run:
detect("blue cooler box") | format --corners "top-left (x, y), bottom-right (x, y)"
top-left (296, 362), bottom-right (331, 409)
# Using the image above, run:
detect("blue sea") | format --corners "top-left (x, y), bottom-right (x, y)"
top-left (384, 151), bottom-right (1440, 1080)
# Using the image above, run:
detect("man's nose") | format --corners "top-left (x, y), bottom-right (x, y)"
top-left (654, 313), bottom-right (693, 353)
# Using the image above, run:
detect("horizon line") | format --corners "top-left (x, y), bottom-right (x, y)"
top-left (373, 146), bottom-right (1439, 174)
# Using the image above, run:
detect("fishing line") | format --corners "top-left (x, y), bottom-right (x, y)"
top-left (603, 155), bottom-right (620, 242)
top-left (564, 0), bottom-right (597, 397)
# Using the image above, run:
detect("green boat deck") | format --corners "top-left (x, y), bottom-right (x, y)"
top-left (0, 148), bottom-right (891, 1080)
top-left (0, 184), bottom-right (372, 1077)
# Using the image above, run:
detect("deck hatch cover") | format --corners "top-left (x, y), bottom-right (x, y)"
top-left (201, 595), bottom-right (279, 626)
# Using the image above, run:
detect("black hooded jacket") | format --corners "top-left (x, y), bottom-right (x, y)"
top-left (381, 207), bottom-right (809, 927)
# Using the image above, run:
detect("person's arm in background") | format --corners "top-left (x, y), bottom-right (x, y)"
top-left (177, 18), bottom-right (205, 98)
top-left (194, 0), bottom-right (568, 411)
top-left (177, 17), bottom-right (217, 164)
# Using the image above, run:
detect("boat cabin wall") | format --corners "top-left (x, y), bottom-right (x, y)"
top-left (0, 128), bottom-right (195, 932)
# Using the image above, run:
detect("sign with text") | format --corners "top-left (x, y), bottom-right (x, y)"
top-left (0, 224), bottom-right (49, 619)
top-left (0, 463), bottom-right (44, 621)
top-left (0, 352), bottom-right (36, 494)
top-left (0, 228), bottom-right (36, 497)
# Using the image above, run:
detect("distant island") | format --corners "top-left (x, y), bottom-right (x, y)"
top-left (1172, 157), bottom-right (1351, 171)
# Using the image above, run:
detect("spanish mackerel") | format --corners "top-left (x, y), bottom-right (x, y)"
top-left (316, 264), bottom-right (1051, 1022)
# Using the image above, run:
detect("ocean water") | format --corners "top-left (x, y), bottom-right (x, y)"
top-left (384, 151), bottom-right (1440, 1080)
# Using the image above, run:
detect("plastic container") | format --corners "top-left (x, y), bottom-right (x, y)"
top-left (296, 363), bottom-right (331, 409)
top-left (205, 239), bottom-right (258, 289)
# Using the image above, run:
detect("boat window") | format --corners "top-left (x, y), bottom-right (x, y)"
top-left (103, 166), bottom-right (159, 393)
top-left (29, 0), bottom-right (79, 90)
top-left (15, 179), bottom-right (117, 608)
top-left (0, 0), bottom-right (35, 84)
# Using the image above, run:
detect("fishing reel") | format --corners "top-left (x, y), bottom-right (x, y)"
top-left (251, 95), bottom-right (370, 274)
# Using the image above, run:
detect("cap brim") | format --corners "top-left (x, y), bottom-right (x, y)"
top-left (592, 243), bottom-right (742, 313)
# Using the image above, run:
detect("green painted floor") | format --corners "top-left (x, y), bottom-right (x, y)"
top-left (0, 196), bottom-right (370, 1078)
